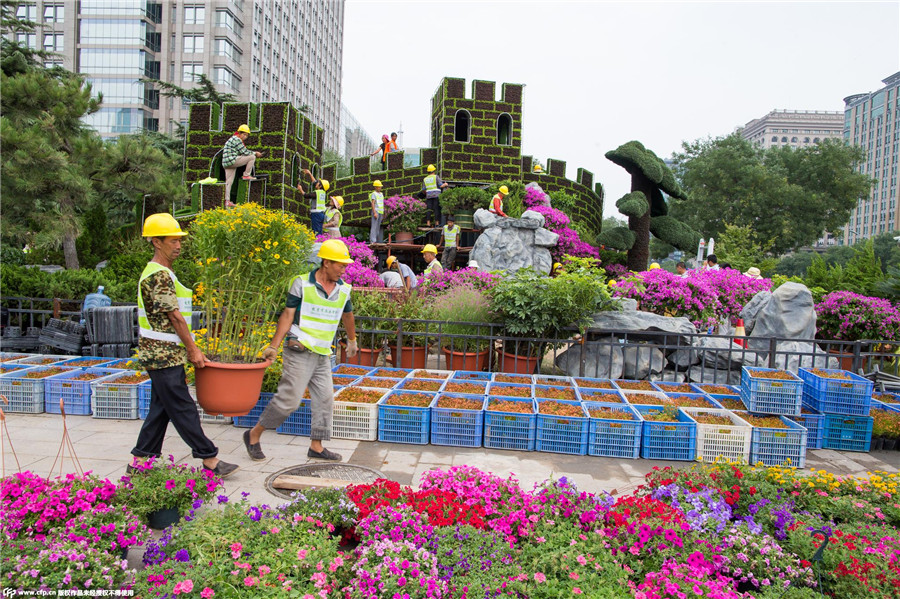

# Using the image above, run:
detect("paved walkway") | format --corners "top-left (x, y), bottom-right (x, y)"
top-left (4, 412), bottom-right (900, 507)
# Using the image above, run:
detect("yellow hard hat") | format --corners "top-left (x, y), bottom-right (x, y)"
top-left (332, 196), bottom-right (344, 208)
top-left (533, 164), bottom-right (543, 173)
top-left (319, 179), bottom-right (330, 192)
top-left (499, 185), bottom-right (509, 194)
top-left (373, 180), bottom-right (383, 188)
top-left (421, 244), bottom-right (438, 254)
top-left (237, 124), bottom-right (251, 134)
top-left (552, 262), bottom-right (562, 272)
top-left (142, 213), bottom-right (187, 238)
top-left (427, 164), bottom-right (436, 172)
top-left (649, 262), bottom-right (660, 270)
top-left (317, 239), bottom-right (353, 263)
top-left (386, 256), bottom-right (397, 268)
top-left (608, 279), bottom-right (617, 287)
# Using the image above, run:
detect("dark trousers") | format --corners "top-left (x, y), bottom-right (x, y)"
top-left (132, 365), bottom-right (218, 459)
top-left (310, 211), bottom-right (325, 235)
top-left (441, 246), bottom-right (457, 270)
top-left (426, 198), bottom-right (442, 225)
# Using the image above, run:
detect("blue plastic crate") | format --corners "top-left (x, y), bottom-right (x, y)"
top-left (614, 379), bottom-right (659, 393)
top-left (331, 373), bottom-right (362, 387)
top-left (573, 377), bottom-right (617, 391)
top-left (396, 377), bottom-right (446, 394)
top-left (740, 367), bottom-right (803, 416)
top-left (0, 353), bottom-right (31, 363)
top-left (665, 392), bottom-right (723, 410)
top-left (45, 367), bottom-right (120, 415)
top-left (443, 378), bottom-right (489, 395)
top-left (491, 373), bottom-right (533, 385)
top-left (57, 357), bottom-right (117, 368)
top-left (787, 408), bottom-right (825, 450)
top-left (872, 394), bottom-right (900, 413)
top-left (822, 414), bottom-right (873, 452)
top-left (652, 381), bottom-right (699, 395)
top-left (430, 393), bottom-right (486, 447)
top-left (708, 394), bottom-right (746, 411)
top-left (488, 381), bottom-right (533, 398)
top-left (452, 370), bottom-right (492, 381)
top-left (691, 383), bottom-right (741, 397)
top-left (137, 381), bottom-right (152, 418)
top-left (534, 399), bottom-right (588, 455)
top-left (484, 397), bottom-right (536, 451)
top-left (578, 389), bottom-right (627, 404)
top-left (798, 368), bottom-right (873, 416)
top-left (377, 390), bottom-right (434, 444)
top-left (584, 402), bottom-right (642, 459)
top-left (368, 367), bottom-right (410, 379)
top-left (275, 398), bottom-right (312, 436)
top-left (533, 374), bottom-right (575, 387)
top-left (738, 412), bottom-right (808, 468)
top-left (634, 405), bottom-right (697, 461)
top-left (0, 366), bottom-right (70, 413)
top-left (15, 354), bottom-right (71, 366)
top-left (233, 392), bottom-right (273, 428)
top-left (332, 364), bottom-right (376, 378)
top-left (0, 363), bottom-right (29, 374)
top-left (533, 384), bottom-right (581, 402)
top-left (353, 376), bottom-right (403, 391)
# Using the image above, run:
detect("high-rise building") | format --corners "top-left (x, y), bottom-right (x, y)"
top-left (12, 0), bottom-right (344, 150)
top-left (339, 104), bottom-right (377, 162)
top-left (740, 109), bottom-right (844, 150)
top-left (842, 72), bottom-right (900, 245)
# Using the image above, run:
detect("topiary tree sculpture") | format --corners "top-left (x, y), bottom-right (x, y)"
top-left (599, 141), bottom-right (700, 271)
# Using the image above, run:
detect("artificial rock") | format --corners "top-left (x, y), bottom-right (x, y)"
top-left (554, 342), bottom-right (624, 379)
top-left (621, 345), bottom-right (666, 379)
top-left (470, 209), bottom-right (558, 274)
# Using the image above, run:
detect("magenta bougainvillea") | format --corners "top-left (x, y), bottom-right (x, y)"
top-left (528, 205), bottom-right (599, 261)
top-left (815, 291), bottom-right (900, 341)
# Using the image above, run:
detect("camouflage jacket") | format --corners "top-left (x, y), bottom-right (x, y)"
top-left (138, 269), bottom-right (186, 371)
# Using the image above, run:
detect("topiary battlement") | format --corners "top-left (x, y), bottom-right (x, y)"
top-left (183, 78), bottom-right (603, 234)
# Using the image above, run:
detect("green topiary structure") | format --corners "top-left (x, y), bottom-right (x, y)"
top-left (602, 141), bottom-right (700, 270)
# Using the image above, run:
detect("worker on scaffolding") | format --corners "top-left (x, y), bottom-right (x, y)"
top-left (222, 124), bottom-right (261, 205)
top-left (490, 186), bottom-right (509, 218)
top-left (369, 180), bottom-right (385, 243)
top-left (323, 196), bottom-right (344, 239)
top-left (439, 215), bottom-right (460, 270)
top-left (422, 164), bottom-right (448, 227)
top-left (297, 169), bottom-right (330, 235)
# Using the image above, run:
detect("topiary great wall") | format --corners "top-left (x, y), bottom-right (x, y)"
top-left (182, 77), bottom-right (606, 236)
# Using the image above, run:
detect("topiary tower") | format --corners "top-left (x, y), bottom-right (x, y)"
top-left (599, 141), bottom-right (700, 271)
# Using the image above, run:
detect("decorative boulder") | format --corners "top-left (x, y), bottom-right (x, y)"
top-left (740, 291), bottom-right (773, 334)
top-left (470, 209), bottom-right (558, 274)
top-left (621, 345), bottom-right (665, 379)
top-left (554, 342), bottom-right (624, 379)
top-left (586, 311), bottom-right (697, 345)
top-left (748, 283), bottom-right (816, 344)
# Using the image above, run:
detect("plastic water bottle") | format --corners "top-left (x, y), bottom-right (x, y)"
top-left (81, 285), bottom-right (111, 324)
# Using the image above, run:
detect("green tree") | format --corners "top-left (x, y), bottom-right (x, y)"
top-left (670, 134), bottom-right (873, 254)
top-left (842, 239), bottom-right (884, 295)
top-left (715, 223), bottom-right (778, 274)
top-left (322, 149), bottom-right (351, 179)
top-left (599, 141), bottom-right (700, 270)
top-left (870, 230), bottom-right (900, 272)
top-left (774, 252), bottom-right (815, 277)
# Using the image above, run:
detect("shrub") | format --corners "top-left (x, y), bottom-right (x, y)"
top-left (815, 291), bottom-right (900, 341)
top-left (432, 287), bottom-right (497, 352)
top-left (438, 186), bottom-right (489, 215)
top-left (384, 195), bottom-right (427, 234)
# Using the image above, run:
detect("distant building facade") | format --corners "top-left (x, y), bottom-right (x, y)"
top-left (740, 109), bottom-right (844, 150)
top-left (842, 72), bottom-right (900, 244)
top-left (11, 0), bottom-right (344, 150)
top-left (339, 104), bottom-right (377, 162)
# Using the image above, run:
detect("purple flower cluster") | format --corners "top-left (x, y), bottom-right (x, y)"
top-left (528, 205), bottom-right (599, 260)
top-left (605, 263), bottom-right (629, 280)
top-left (384, 195), bottom-right (427, 233)
top-left (650, 484), bottom-right (733, 534)
top-left (316, 235), bottom-right (377, 268)
top-left (416, 267), bottom-right (501, 297)
top-left (313, 235), bottom-right (383, 287)
top-left (815, 290), bottom-right (900, 341)
top-left (523, 185), bottom-right (550, 208)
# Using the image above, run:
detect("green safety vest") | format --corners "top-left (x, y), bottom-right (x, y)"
top-left (442, 224), bottom-right (460, 247)
top-left (313, 189), bottom-right (326, 212)
top-left (423, 175), bottom-right (438, 192)
top-left (325, 207), bottom-right (343, 228)
top-left (289, 278), bottom-right (352, 355)
top-left (425, 259), bottom-right (443, 275)
top-left (370, 191), bottom-right (384, 214)
top-left (137, 262), bottom-right (193, 346)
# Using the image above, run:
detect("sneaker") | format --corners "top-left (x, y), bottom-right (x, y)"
top-left (243, 430), bottom-right (266, 461)
top-left (205, 460), bottom-right (240, 478)
top-left (241, 175), bottom-right (258, 181)
top-left (307, 447), bottom-right (342, 461)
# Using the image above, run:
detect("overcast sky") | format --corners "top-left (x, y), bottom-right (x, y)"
top-left (341, 1), bottom-right (900, 217)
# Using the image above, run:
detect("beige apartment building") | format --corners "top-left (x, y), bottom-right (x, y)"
top-left (740, 109), bottom-right (844, 150)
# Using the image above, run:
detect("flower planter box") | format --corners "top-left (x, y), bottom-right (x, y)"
top-left (797, 367), bottom-right (873, 416)
top-left (821, 414), bottom-right (873, 452)
top-left (584, 401), bottom-right (642, 459)
top-left (665, 393), bottom-right (723, 410)
top-left (736, 411), bottom-right (808, 468)
top-left (57, 357), bottom-right (118, 368)
top-left (45, 367), bottom-right (120, 416)
top-left (682, 408), bottom-right (752, 463)
top-left (430, 393), bottom-right (486, 448)
top-left (0, 366), bottom-right (75, 414)
top-left (691, 383), bottom-right (740, 397)
top-left (275, 396), bottom-right (313, 436)
top-left (740, 367), bottom-right (803, 416)
top-left (634, 405), bottom-right (697, 462)
top-left (534, 399), bottom-right (589, 455)
top-left (442, 379), bottom-right (488, 396)
top-left (396, 377), bottom-right (446, 393)
top-left (578, 389), bottom-right (626, 403)
top-left (573, 377), bottom-right (616, 390)
top-left (484, 397), bottom-right (536, 451)
top-left (331, 387), bottom-right (387, 440)
top-left (533, 384), bottom-right (580, 402)
top-left (487, 381), bottom-right (533, 398)
top-left (377, 390), bottom-right (436, 445)
top-left (234, 392), bottom-right (273, 428)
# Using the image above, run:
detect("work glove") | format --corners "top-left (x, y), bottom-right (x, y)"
top-left (346, 339), bottom-right (358, 358)
top-left (261, 346), bottom-right (278, 362)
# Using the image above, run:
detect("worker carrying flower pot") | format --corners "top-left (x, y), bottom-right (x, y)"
top-left (297, 168), bottom-right (329, 235)
top-left (324, 196), bottom-right (344, 239)
top-left (130, 213), bottom-right (239, 478)
top-left (247, 239), bottom-right (358, 462)
top-left (421, 243), bottom-right (443, 277)
top-left (222, 124), bottom-right (261, 206)
top-left (490, 185), bottom-right (509, 217)
top-left (386, 255), bottom-right (417, 290)
top-left (422, 164), bottom-right (448, 227)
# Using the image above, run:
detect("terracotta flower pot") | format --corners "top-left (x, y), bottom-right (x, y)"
top-left (393, 232), bottom-right (414, 243)
top-left (389, 344), bottom-right (429, 369)
top-left (340, 344), bottom-right (382, 366)
top-left (496, 350), bottom-right (539, 375)
top-left (441, 347), bottom-right (489, 371)
top-left (194, 359), bottom-right (271, 416)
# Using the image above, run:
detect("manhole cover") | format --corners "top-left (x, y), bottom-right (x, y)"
top-left (265, 464), bottom-right (386, 499)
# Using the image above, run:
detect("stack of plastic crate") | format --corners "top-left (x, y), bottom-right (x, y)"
top-left (798, 367), bottom-right (873, 452)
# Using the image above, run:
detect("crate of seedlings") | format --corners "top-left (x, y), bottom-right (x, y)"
top-left (15, 354), bottom-right (71, 367)
top-left (430, 393), bottom-right (486, 448)
top-left (235, 392), bottom-right (274, 428)
top-left (0, 353), bottom-right (31, 363)
top-left (93, 370), bottom-right (151, 420)
top-left (101, 358), bottom-right (143, 370)
top-left (453, 370), bottom-right (491, 381)
top-left (578, 389), bottom-right (626, 403)
top-left (378, 389), bottom-right (436, 445)
top-left (872, 392), bottom-right (900, 413)
top-left (0, 366), bottom-right (73, 413)
top-left (352, 376), bottom-right (403, 390)
top-left (484, 397), bottom-right (536, 451)
top-left (821, 413), bottom-right (873, 452)
top-left (533, 384), bottom-right (580, 402)
top-left (798, 367), bottom-right (873, 416)
top-left (787, 406), bottom-right (825, 450)
top-left (275, 395), bottom-right (312, 436)
top-left (584, 402), bottom-right (642, 459)
top-left (491, 373), bottom-right (532, 385)
top-left (442, 378), bottom-right (488, 396)
top-left (634, 405), bottom-right (697, 461)
top-left (369, 367), bottom-right (409, 379)
top-left (622, 390), bottom-right (669, 406)
top-left (666, 393), bottom-right (723, 410)
top-left (534, 399), bottom-right (589, 455)
top-left (691, 383), bottom-right (741, 397)
top-left (487, 381), bottom-right (533, 398)
top-left (332, 364), bottom-right (375, 377)
top-left (396, 377), bottom-right (446, 393)
top-left (737, 412), bottom-right (808, 468)
top-left (614, 379), bottom-right (658, 393)
top-left (407, 369), bottom-right (453, 381)
top-left (331, 387), bottom-right (387, 441)
top-left (652, 381), bottom-right (697, 395)
top-left (574, 377), bottom-right (616, 390)
top-left (740, 367), bottom-right (803, 416)
top-left (57, 356), bottom-right (118, 368)
top-left (710, 394), bottom-right (745, 412)
top-left (331, 373), bottom-right (362, 387)
top-left (533, 374), bottom-right (574, 387)
top-left (682, 408), bottom-right (752, 463)
top-left (45, 367), bottom-right (120, 416)
top-left (0, 363), bottom-right (29, 375)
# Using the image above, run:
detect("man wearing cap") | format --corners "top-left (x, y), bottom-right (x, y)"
top-left (323, 196), bottom-right (344, 239)
top-left (422, 164), bottom-right (448, 227)
top-left (369, 180), bottom-right (385, 243)
top-left (130, 214), bottom-right (238, 478)
top-left (439, 215), bottom-right (460, 270)
top-left (386, 255), bottom-right (417, 290)
top-left (245, 239), bottom-right (358, 462)
top-left (222, 124), bottom-right (261, 205)
top-left (297, 168), bottom-right (330, 235)
top-left (490, 186), bottom-right (509, 218)
top-left (421, 244), bottom-right (443, 277)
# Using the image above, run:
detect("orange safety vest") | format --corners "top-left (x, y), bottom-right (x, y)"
top-left (390, 139), bottom-right (399, 151)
